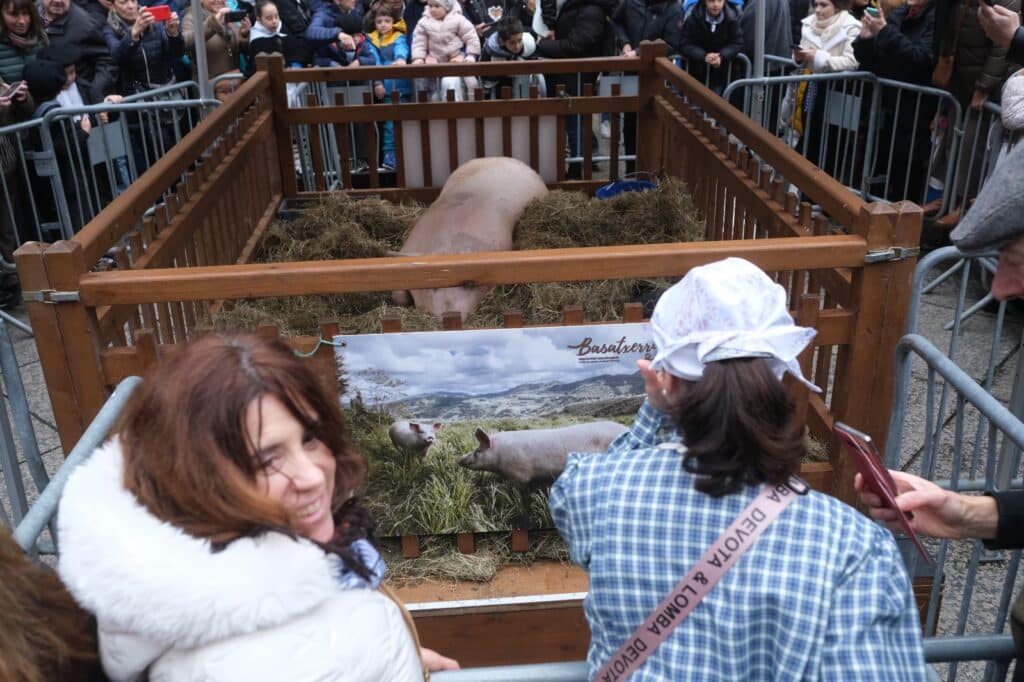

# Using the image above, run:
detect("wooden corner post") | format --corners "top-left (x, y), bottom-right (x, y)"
top-left (257, 54), bottom-right (298, 199)
top-left (636, 41), bottom-right (668, 175)
top-left (16, 241), bottom-right (109, 454)
top-left (828, 202), bottom-right (921, 503)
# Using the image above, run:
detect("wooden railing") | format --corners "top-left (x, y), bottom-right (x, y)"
top-left (17, 44), bottom-right (921, 508)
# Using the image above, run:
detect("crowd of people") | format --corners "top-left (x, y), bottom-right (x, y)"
top-left (0, 0), bottom-right (1018, 231)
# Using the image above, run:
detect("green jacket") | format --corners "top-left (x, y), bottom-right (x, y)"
top-left (0, 34), bottom-right (42, 84)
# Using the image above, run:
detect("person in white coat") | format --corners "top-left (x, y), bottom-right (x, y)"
top-left (56, 333), bottom-right (459, 682)
top-left (792, 0), bottom-right (860, 184)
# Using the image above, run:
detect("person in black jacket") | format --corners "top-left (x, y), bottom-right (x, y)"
top-left (102, 0), bottom-right (183, 173)
top-left (40, 0), bottom-right (118, 102)
top-left (679, 0), bottom-right (743, 94)
top-left (789, 0), bottom-right (808, 44)
top-left (853, 0), bottom-right (936, 202)
top-left (462, 0), bottom-right (531, 41)
top-left (535, 0), bottom-right (616, 179)
top-left (612, 0), bottom-right (682, 173)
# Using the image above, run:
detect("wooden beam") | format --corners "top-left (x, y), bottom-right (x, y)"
top-left (79, 236), bottom-right (869, 305)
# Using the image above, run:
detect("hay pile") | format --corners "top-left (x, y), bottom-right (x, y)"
top-left (213, 178), bottom-right (703, 335)
top-left (381, 532), bottom-right (571, 585)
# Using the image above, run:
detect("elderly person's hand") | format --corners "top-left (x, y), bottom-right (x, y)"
top-left (971, 88), bottom-right (989, 111)
top-left (167, 11), bottom-right (180, 36)
top-left (337, 31), bottom-right (355, 50)
top-left (854, 470), bottom-right (999, 540)
top-left (860, 10), bottom-right (885, 37)
top-left (132, 9), bottom-right (155, 41)
top-left (215, 6), bottom-right (231, 24)
top-left (979, 3), bottom-right (1020, 47)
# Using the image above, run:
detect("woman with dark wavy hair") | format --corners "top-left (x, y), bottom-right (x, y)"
top-left (549, 257), bottom-right (928, 680)
top-left (56, 332), bottom-right (457, 681)
top-left (0, 0), bottom-right (46, 83)
top-left (0, 529), bottom-right (101, 682)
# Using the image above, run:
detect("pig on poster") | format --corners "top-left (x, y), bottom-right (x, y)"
top-left (333, 323), bottom-right (655, 536)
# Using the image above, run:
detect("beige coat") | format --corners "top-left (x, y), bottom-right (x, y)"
top-left (411, 11), bottom-right (481, 62)
top-left (182, 9), bottom-right (248, 78)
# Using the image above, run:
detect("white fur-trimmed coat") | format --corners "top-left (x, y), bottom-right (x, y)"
top-left (799, 11), bottom-right (861, 73)
top-left (57, 440), bottom-right (422, 682)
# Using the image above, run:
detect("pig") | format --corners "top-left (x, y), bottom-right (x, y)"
top-left (458, 421), bottom-right (628, 486)
top-left (392, 157), bottom-right (548, 320)
top-left (389, 420), bottom-right (443, 455)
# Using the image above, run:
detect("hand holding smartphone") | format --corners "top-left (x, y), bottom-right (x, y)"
top-left (0, 81), bottom-right (21, 100)
top-left (834, 422), bottom-right (932, 562)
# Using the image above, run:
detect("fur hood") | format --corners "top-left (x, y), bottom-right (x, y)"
top-left (57, 440), bottom-right (421, 681)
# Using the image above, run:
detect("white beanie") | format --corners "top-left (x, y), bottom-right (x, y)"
top-left (649, 257), bottom-right (820, 392)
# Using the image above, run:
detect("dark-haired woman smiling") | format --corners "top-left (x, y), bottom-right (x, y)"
top-left (0, 0), bottom-right (46, 83)
top-left (550, 258), bottom-right (928, 680)
top-left (56, 333), bottom-right (457, 681)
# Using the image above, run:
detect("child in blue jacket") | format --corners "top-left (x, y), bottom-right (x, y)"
top-left (358, 3), bottom-right (411, 170)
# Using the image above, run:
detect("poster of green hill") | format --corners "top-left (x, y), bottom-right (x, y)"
top-left (335, 324), bottom-right (653, 535)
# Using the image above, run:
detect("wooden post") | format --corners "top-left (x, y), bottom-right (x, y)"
top-left (15, 243), bottom-right (84, 453)
top-left (380, 313), bottom-right (420, 558)
top-left (827, 202), bottom-right (921, 504)
top-left (257, 54), bottom-right (298, 199)
top-left (38, 241), bottom-right (109, 453)
top-left (636, 41), bottom-right (668, 175)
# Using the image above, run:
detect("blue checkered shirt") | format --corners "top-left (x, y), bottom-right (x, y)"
top-left (549, 401), bottom-right (928, 681)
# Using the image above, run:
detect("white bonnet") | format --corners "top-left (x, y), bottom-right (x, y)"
top-left (649, 257), bottom-right (820, 392)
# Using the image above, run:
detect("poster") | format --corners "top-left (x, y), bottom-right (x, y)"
top-left (335, 323), bottom-right (653, 536)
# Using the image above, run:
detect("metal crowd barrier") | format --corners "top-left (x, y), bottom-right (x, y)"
top-left (884, 247), bottom-right (1024, 681)
top-left (0, 319), bottom-right (49, 541)
top-left (12, 376), bottom-right (142, 554)
top-left (0, 81), bottom-right (216, 243)
top-left (723, 69), bottom-right (1002, 215)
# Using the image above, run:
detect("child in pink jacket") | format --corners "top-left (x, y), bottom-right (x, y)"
top-left (410, 0), bottom-right (481, 100)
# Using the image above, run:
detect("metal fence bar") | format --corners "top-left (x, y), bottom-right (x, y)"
top-left (434, 661), bottom-right (589, 681)
top-left (38, 98), bottom-right (219, 238)
top-left (13, 376), bottom-right (142, 553)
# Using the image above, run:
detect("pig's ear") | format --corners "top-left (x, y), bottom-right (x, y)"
top-left (410, 423), bottom-right (422, 434)
top-left (433, 422), bottom-right (443, 432)
top-left (474, 427), bottom-right (490, 447)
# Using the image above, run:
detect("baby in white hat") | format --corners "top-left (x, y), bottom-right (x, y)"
top-left (410, 0), bottom-right (481, 99)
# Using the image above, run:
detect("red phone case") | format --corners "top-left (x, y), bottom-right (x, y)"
top-left (834, 422), bottom-right (932, 563)
top-left (147, 4), bottom-right (171, 20)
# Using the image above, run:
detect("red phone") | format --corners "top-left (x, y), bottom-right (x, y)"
top-left (147, 4), bottom-right (172, 21)
top-left (834, 422), bottom-right (932, 563)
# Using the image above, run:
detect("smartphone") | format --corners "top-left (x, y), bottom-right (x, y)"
top-left (834, 422), bottom-right (932, 562)
top-left (147, 4), bottom-right (172, 21)
top-left (865, 6), bottom-right (879, 16)
top-left (224, 9), bottom-right (248, 21)
top-left (0, 81), bottom-right (21, 99)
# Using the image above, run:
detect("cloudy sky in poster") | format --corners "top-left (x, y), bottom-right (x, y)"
top-left (336, 323), bottom-right (653, 401)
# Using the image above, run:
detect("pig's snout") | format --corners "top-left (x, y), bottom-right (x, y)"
top-left (457, 452), bottom-right (474, 468)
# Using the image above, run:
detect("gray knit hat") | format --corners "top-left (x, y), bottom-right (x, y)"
top-left (950, 143), bottom-right (1024, 255)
